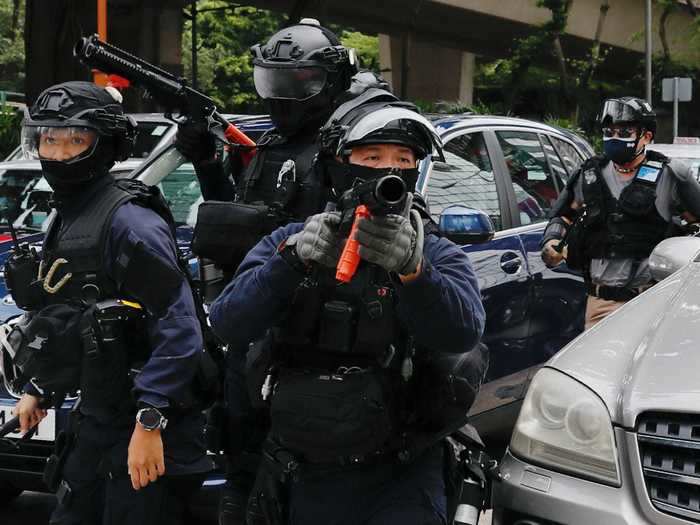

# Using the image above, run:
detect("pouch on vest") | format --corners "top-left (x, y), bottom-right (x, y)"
top-left (12, 303), bottom-right (85, 395)
top-left (564, 212), bottom-right (586, 272)
top-left (412, 343), bottom-right (487, 432)
top-left (79, 300), bottom-right (148, 412)
top-left (618, 180), bottom-right (657, 217)
top-left (270, 368), bottom-right (393, 462)
top-left (192, 201), bottom-right (275, 267)
top-left (317, 300), bottom-right (356, 353)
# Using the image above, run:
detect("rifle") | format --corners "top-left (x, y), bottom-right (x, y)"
top-left (73, 34), bottom-right (256, 153)
top-left (335, 175), bottom-right (408, 282)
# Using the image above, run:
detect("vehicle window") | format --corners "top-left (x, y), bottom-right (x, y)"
top-left (131, 121), bottom-right (173, 159)
top-left (427, 132), bottom-right (503, 230)
top-left (496, 130), bottom-right (559, 225)
top-left (550, 136), bottom-right (584, 177)
top-left (541, 136), bottom-right (568, 186)
top-left (157, 163), bottom-right (202, 227)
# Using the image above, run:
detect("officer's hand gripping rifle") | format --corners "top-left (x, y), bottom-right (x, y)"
top-left (0, 396), bottom-right (59, 439)
top-left (73, 35), bottom-right (256, 154)
top-left (335, 175), bottom-right (408, 282)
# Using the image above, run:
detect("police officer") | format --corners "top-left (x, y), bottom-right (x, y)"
top-left (175, 17), bottom-right (387, 210)
top-left (11, 81), bottom-right (212, 524)
top-left (176, 20), bottom-right (396, 525)
top-left (209, 101), bottom-right (486, 525)
top-left (542, 96), bottom-right (700, 329)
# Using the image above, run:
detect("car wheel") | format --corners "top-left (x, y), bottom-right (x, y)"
top-left (0, 482), bottom-right (23, 503)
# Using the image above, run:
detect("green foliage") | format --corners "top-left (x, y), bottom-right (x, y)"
top-left (182, 3), bottom-right (285, 112)
top-left (0, 103), bottom-right (21, 158)
top-left (182, 5), bottom-right (380, 112)
top-left (0, 0), bottom-right (24, 93)
top-left (340, 31), bottom-right (379, 72)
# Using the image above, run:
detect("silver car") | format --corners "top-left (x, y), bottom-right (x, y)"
top-left (492, 236), bottom-right (700, 524)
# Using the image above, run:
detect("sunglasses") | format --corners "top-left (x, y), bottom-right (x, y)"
top-left (602, 127), bottom-right (640, 139)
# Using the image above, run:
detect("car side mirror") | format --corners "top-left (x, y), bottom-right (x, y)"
top-left (649, 236), bottom-right (700, 281)
top-left (438, 205), bottom-right (495, 245)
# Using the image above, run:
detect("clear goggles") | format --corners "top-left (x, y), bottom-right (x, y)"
top-left (21, 124), bottom-right (99, 164)
top-left (253, 64), bottom-right (328, 101)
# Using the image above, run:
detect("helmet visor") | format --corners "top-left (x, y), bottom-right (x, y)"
top-left (21, 124), bottom-right (99, 163)
top-left (341, 107), bottom-right (444, 160)
top-left (599, 99), bottom-right (652, 126)
top-left (253, 64), bottom-right (328, 101)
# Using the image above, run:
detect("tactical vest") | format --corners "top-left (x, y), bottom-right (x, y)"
top-left (577, 154), bottom-right (671, 263)
top-left (40, 177), bottom-right (174, 306)
top-left (267, 263), bottom-right (406, 464)
top-left (237, 131), bottom-right (330, 221)
top-left (266, 236), bottom-right (477, 465)
top-left (37, 178), bottom-right (178, 416)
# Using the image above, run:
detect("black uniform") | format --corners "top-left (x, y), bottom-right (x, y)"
top-left (8, 82), bottom-right (212, 525)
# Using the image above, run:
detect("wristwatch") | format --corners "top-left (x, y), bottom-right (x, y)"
top-left (136, 407), bottom-right (168, 431)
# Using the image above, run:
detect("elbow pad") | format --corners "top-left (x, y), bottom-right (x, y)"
top-left (541, 217), bottom-right (568, 247)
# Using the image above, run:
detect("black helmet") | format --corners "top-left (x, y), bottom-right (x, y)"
top-left (251, 18), bottom-right (358, 136)
top-left (21, 81), bottom-right (136, 194)
top-left (319, 93), bottom-right (443, 161)
top-left (599, 97), bottom-right (656, 134)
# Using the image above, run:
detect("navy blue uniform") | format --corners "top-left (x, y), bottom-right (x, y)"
top-left (210, 223), bottom-right (485, 525)
top-left (50, 201), bottom-right (212, 525)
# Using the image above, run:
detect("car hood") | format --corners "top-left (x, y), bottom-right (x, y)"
top-left (549, 261), bottom-right (700, 429)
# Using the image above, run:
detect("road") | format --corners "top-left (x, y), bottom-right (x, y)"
top-left (2, 492), bottom-right (493, 524)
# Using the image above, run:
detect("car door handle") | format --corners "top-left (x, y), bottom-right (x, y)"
top-left (500, 252), bottom-right (523, 274)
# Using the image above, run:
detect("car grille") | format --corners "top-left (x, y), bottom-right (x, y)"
top-left (637, 413), bottom-right (700, 522)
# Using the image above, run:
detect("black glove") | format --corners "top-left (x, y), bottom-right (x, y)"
top-left (174, 121), bottom-right (217, 164)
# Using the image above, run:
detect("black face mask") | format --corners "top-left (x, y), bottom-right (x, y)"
top-left (325, 158), bottom-right (419, 202)
top-left (267, 94), bottom-right (333, 137)
top-left (41, 141), bottom-right (115, 197)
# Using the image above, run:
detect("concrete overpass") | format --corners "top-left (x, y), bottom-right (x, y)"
top-left (248, 0), bottom-right (700, 104)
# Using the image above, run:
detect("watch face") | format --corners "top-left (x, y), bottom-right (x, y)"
top-left (139, 409), bottom-right (162, 429)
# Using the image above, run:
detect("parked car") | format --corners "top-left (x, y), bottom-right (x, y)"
top-left (418, 115), bottom-right (593, 450)
top-left (493, 235), bottom-right (700, 524)
top-left (647, 142), bottom-right (700, 181)
top-left (0, 113), bottom-right (593, 512)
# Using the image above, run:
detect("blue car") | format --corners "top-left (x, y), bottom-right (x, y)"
top-left (0, 114), bottom-right (593, 512)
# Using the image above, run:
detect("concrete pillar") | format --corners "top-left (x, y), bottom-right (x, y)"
top-left (378, 34), bottom-right (394, 91)
top-left (380, 35), bottom-right (465, 104)
top-left (458, 52), bottom-right (475, 107)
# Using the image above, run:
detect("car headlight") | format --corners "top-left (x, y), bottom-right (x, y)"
top-left (510, 367), bottom-right (620, 486)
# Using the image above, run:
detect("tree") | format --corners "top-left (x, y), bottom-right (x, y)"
top-left (181, 4), bottom-right (380, 113)
top-left (182, 3), bottom-right (286, 113)
top-left (0, 0), bottom-right (25, 93)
